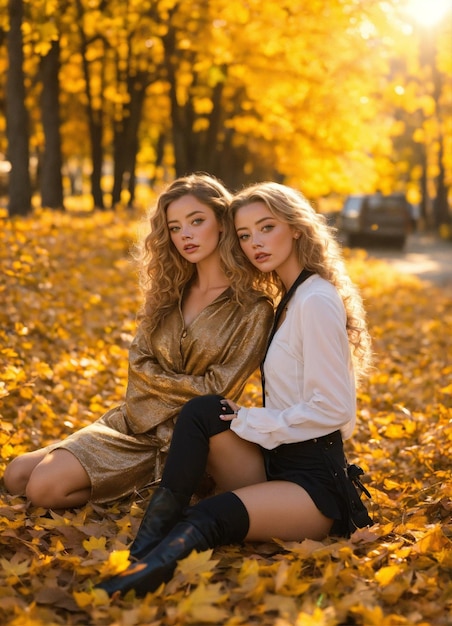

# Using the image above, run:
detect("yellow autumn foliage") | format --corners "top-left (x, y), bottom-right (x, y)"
top-left (0, 208), bottom-right (451, 625)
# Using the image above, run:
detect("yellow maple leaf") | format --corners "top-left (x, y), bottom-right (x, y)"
top-left (413, 525), bottom-right (449, 554)
top-left (237, 559), bottom-right (270, 600)
top-left (275, 561), bottom-right (312, 596)
top-left (98, 549), bottom-right (131, 576)
top-left (0, 556), bottom-right (30, 582)
top-left (4, 607), bottom-right (49, 626)
top-left (273, 537), bottom-right (327, 558)
top-left (176, 582), bottom-right (229, 623)
top-left (374, 564), bottom-right (401, 586)
top-left (82, 536), bottom-right (107, 554)
top-left (175, 548), bottom-right (217, 582)
top-left (73, 590), bottom-right (95, 608)
top-left (263, 593), bottom-right (298, 621)
top-left (295, 607), bottom-right (331, 626)
top-left (53, 538), bottom-right (66, 553)
top-left (383, 478), bottom-right (403, 491)
top-left (383, 423), bottom-right (408, 439)
top-left (74, 588), bottom-right (110, 608)
top-left (379, 579), bottom-right (412, 605)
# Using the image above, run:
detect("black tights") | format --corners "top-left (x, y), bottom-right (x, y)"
top-left (160, 394), bottom-right (231, 499)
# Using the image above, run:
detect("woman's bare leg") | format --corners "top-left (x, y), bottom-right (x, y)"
top-left (5, 449), bottom-right (91, 509)
top-left (233, 481), bottom-right (334, 542)
top-left (27, 450), bottom-right (91, 508)
top-left (206, 430), bottom-right (266, 492)
top-left (4, 448), bottom-right (48, 495)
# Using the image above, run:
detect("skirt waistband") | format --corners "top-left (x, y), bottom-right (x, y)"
top-left (311, 430), bottom-right (342, 445)
top-left (266, 430), bottom-right (342, 454)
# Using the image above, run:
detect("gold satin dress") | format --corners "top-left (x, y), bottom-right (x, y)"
top-left (46, 289), bottom-right (274, 503)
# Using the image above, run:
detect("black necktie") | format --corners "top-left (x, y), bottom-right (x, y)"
top-left (260, 268), bottom-right (315, 404)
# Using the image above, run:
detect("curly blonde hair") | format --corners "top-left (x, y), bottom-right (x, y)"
top-left (138, 173), bottom-right (272, 331)
top-left (229, 182), bottom-right (372, 382)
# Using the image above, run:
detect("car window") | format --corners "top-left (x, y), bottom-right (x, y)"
top-left (367, 196), bottom-right (407, 212)
top-left (343, 196), bottom-right (362, 215)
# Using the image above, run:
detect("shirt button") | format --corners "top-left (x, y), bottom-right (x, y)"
top-left (181, 330), bottom-right (187, 338)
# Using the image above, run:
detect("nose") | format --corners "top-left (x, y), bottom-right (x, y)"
top-left (251, 233), bottom-right (262, 247)
top-left (181, 226), bottom-right (192, 239)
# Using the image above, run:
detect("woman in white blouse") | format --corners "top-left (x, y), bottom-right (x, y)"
top-left (97, 182), bottom-right (374, 598)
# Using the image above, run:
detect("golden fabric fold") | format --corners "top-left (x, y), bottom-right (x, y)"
top-left (124, 290), bottom-right (274, 433)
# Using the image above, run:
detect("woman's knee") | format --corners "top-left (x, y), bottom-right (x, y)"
top-left (3, 456), bottom-right (30, 495)
top-left (24, 464), bottom-right (59, 507)
top-left (4, 448), bottom-right (49, 496)
top-left (178, 394), bottom-right (230, 437)
top-left (179, 394), bottom-right (224, 420)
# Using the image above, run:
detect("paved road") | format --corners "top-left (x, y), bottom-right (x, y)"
top-left (352, 232), bottom-right (452, 287)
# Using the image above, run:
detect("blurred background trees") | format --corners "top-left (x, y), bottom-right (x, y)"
top-left (0, 0), bottom-right (450, 229)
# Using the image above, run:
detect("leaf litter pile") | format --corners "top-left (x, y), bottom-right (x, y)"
top-left (0, 209), bottom-right (451, 626)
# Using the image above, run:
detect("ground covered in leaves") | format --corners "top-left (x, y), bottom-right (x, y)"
top-left (0, 208), bottom-right (451, 626)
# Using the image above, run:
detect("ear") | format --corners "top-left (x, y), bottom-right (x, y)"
top-left (293, 231), bottom-right (300, 239)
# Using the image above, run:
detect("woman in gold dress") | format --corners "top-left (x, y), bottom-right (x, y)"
top-left (3, 174), bottom-right (274, 509)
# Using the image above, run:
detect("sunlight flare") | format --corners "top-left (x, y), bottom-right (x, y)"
top-left (405, 0), bottom-right (452, 26)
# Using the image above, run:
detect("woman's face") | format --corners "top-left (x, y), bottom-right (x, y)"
top-left (234, 201), bottom-right (300, 284)
top-left (167, 194), bottom-right (222, 264)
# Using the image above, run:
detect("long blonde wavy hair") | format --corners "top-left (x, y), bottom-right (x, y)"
top-left (138, 173), bottom-right (272, 331)
top-left (228, 182), bottom-right (372, 382)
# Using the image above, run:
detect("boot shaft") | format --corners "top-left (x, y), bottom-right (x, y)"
top-left (97, 491), bottom-right (249, 598)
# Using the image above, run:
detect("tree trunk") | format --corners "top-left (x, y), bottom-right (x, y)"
top-left (127, 149), bottom-right (137, 208)
top-left (89, 117), bottom-right (104, 209)
top-left (76, 0), bottom-right (105, 210)
top-left (149, 133), bottom-right (166, 186)
top-left (433, 135), bottom-right (449, 227)
top-left (431, 63), bottom-right (449, 227)
top-left (112, 78), bottom-right (147, 208)
top-left (124, 78), bottom-right (146, 207)
top-left (419, 146), bottom-right (429, 228)
top-left (162, 27), bottom-right (189, 177)
top-left (6, 0), bottom-right (31, 216)
top-left (39, 39), bottom-right (64, 210)
top-left (112, 125), bottom-right (126, 207)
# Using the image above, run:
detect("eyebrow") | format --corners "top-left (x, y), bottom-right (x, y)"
top-left (235, 216), bottom-right (275, 231)
top-left (167, 210), bottom-right (206, 225)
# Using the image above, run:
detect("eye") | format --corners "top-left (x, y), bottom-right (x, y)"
top-left (262, 224), bottom-right (274, 233)
top-left (192, 218), bottom-right (205, 226)
top-left (168, 225), bottom-right (180, 233)
top-left (237, 233), bottom-right (250, 241)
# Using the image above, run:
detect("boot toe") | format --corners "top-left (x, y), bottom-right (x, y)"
top-left (96, 560), bottom-right (169, 598)
top-left (96, 561), bottom-right (149, 597)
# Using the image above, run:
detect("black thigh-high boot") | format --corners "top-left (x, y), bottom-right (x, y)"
top-left (128, 395), bottom-right (231, 561)
top-left (129, 487), bottom-right (189, 561)
top-left (97, 491), bottom-right (249, 598)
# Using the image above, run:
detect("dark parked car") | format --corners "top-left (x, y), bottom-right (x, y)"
top-left (339, 193), bottom-right (412, 248)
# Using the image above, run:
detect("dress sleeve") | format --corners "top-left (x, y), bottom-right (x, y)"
top-left (124, 297), bottom-right (274, 433)
top-left (230, 291), bottom-right (356, 448)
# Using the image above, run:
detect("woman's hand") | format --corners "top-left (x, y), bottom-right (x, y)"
top-left (219, 399), bottom-right (240, 420)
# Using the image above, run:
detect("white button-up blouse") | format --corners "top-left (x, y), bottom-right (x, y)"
top-left (231, 275), bottom-right (356, 449)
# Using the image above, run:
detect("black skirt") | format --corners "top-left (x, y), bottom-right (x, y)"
top-left (261, 430), bottom-right (373, 537)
